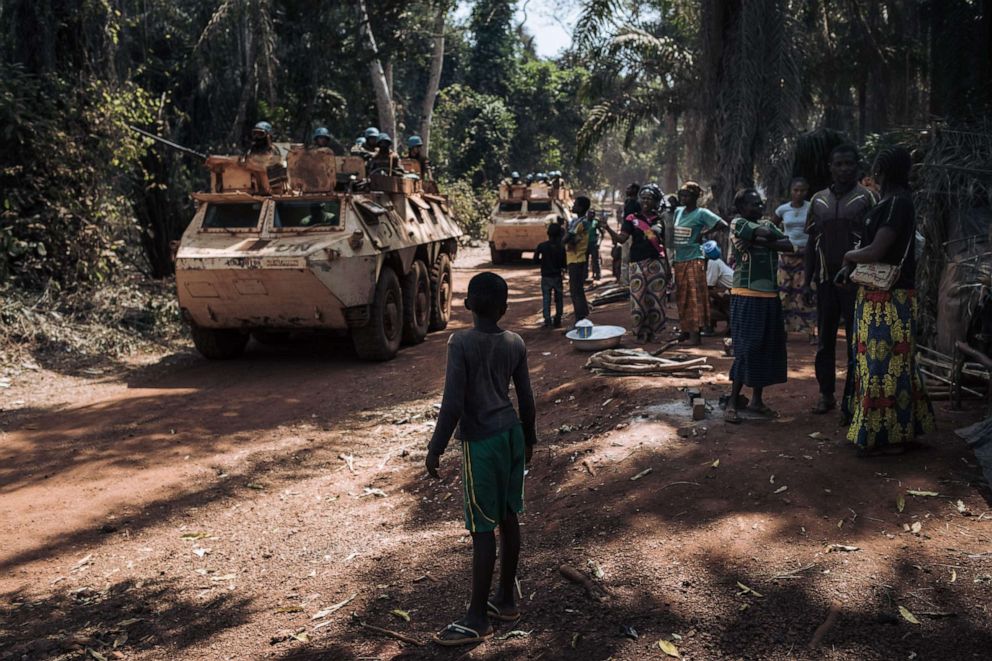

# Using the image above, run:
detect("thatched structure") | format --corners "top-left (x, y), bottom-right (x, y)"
top-left (915, 124), bottom-right (992, 355)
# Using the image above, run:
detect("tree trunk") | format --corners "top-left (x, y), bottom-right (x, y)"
top-left (664, 112), bottom-right (679, 193)
top-left (419, 1), bottom-right (448, 156)
top-left (357, 0), bottom-right (396, 137)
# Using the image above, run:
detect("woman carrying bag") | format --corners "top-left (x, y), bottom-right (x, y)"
top-left (837, 146), bottom-right (935, 456)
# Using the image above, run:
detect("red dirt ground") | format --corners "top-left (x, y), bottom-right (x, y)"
top-left (1, 247), bottom-right (990, 661)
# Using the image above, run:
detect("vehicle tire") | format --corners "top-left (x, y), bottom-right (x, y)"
top-left (401, 260), bottom-right (431, 345)
top-left (352, 266), bottom-right (404, 361)
top-left (190, 325), bottom-right (248, 360)
top-left (490, 244), bottom-right (504, 265)
top-left (252, 331), bottom-right (290, 346)
top-left (429, 252), bottom-right (453, 331)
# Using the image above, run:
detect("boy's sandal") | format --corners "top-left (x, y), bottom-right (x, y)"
top-left (724, 409), bottom-right (742, 424)
top-left (433, 622), bottom-right (493, 647)
top-left (487, 600), bottom-right (520, 622)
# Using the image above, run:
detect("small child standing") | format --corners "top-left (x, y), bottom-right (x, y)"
top-left (534, 223), bottom-right (566, 328)
top-left (725, 188), bottom-right (795, 423)
top-left (426, 272), bottom-right (538, 646)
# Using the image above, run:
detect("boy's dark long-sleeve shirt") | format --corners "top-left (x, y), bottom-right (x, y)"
top-left (428, 329), bottom-right (537, 455)
top-left (533, 239), bottom-right (566, 277)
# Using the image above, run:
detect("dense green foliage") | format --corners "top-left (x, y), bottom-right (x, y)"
top-left (0, 0), bottom-right (989, 291)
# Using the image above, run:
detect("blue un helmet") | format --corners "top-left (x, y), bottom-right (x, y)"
top-left (313, 127), bottom-right (331, 140)
top-left (356, 137), bottom-right (366, 146)
top-left (702, 240), bottom-right (722, 261)
top-left (407, 135), bottom-right (424, 148)
top-left (511, 171), bottom-right (520, 179)
top-left (377, 133), bottom-right (392, 146)
top-left (364, 127), bottom-right (380, 139)
top-left (253, 121), bottom-right (273, 135)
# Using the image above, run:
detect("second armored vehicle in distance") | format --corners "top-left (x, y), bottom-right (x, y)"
top-left (487, 176), bottom-right (572, 264)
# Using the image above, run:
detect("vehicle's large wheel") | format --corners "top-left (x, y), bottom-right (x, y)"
top-left (190, 325), bottom-right (249, 360)
top-left (489, 244), bottom-right (504, 265)
top-left (401, 260), bottom-right (431, 345)
top-left (352, 266), bottom-right (403, 361)
top-left (429, 252), bottom-right (453, 331)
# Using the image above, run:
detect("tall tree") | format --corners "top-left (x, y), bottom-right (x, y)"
top-left (357, 0), bottom-right (397, 137)
top-left (466, 0), bottom-right (518, 98)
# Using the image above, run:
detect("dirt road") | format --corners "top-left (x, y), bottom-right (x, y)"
top-left (1, 247), bottom-right (990, 660)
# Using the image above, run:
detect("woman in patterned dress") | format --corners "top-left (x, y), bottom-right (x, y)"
top-left (838, 146), bottom-right (934, 456)
top-left (774, 178), bottom-right (817, 343)
top-left (601, 184), bottom-right (671, 343)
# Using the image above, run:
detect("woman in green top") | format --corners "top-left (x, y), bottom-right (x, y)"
top-left (673, 182), bottom-right (726, 345)
top-left (725, 189), bottom-right (795, 424)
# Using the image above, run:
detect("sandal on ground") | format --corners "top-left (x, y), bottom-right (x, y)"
top-left (746, 404), bottom-right (778, 418)
top-left (433, 621), bottom-right (493, 647)
top-left (487, 601), bottom-right (520, 622)
top-left (811, 396), bottom-right (836, 415)
top-left (724, 408), bottom-right (742, 424)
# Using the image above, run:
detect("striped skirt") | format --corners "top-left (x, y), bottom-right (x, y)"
top-left (629, 257), bottom-right (669, 341)
top-left (778, 253), bottom-right (816, 333)
top-left (674, 259), bottom-right (710, 332)
top-left (729, 295), bottom-right (788, 388)
top-left (847, 287), bottom-right (935, 449)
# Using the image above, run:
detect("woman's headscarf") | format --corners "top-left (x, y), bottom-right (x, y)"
top-left (639, 183), bottom-right (663, 202)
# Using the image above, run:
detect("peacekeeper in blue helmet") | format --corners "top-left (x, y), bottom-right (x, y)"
top-left (406, 135), bottom-right (432, 179)
top-left (350, 136), bottom-right (368, 156)
top-left (363, 127), bottom-right (380, 154)
top-left (244, 121), bottom-right (283, 167)
top-left (369, 132), bottom-right (404, 175)
top-left (312, 127), bottom-right (344, 155)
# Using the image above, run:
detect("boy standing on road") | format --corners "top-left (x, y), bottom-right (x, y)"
top-left (534, 223), bottom-right (566, 327)
top-left (426, 272), bottom-right (537, 646)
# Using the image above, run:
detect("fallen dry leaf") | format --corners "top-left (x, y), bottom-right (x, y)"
top-left (390, 609), bottom-right (411, 622)
top-left (180, 531), bottom-right (210, 540)
top-left (630, 468), bottom-right (652, 481)
top-left (736, 581), bottom-right (764, 597)
top-left (907, 490), bottom-right (939, 497)
top-left (588, 559), bottom-right (605, 579)
top-left (658, 639), bottom-right (681, 658)
top-left (911, 521), bottom-right (922, 534)
top-left (826, 544), bottom-right (860, 553)
top-left (312, 593), bottom-right (357, 620)
top-left (897, 495), bottom-right (906, 512)
top-left (711, 459), bottom-right (720, 468)
top-left (496, 629), bottom-right (532, 640)
top-left (899, 605), bottom-right (920, 624)
top-left (773, 485), bottom-right (788, 494)
top-left (950, 569), bottom-right (957, 583)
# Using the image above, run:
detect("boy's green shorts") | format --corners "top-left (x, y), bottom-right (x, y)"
top-left (461, 424), bottom-right (526, 533)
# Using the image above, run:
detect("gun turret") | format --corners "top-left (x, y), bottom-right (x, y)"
top-left (129, 125), bottom-right (208, 160)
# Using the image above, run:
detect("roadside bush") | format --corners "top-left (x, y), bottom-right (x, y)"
top-left (0, 64), bottom-right (154, 290)
top-left (440, 178), bottom-right (497, 242)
